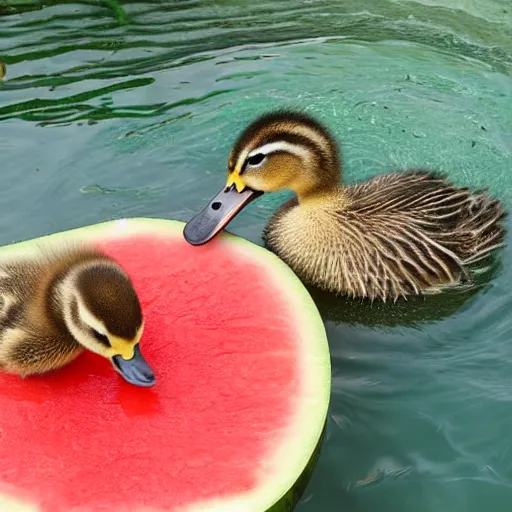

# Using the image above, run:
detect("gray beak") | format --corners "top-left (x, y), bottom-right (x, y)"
top-left (112, 344), bottom-right (156, 387)
top-left (183, 185), bottom-right (263, 245)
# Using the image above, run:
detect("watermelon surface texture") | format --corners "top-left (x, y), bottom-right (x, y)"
top-left (0, 218), bottom-right (331, 512)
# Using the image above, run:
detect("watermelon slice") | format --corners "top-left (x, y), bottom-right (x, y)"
top-left (0, 218), bottom-right (330, 512)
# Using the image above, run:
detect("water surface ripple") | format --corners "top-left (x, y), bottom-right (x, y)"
top-left (1, 1), bottom-right (512, 511)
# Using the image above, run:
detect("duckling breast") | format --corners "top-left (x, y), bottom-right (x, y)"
top-left (263, 201), bottom-right (355, 297)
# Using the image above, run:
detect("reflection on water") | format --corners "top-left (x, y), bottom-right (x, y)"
top-left (1, 0), bottom-right (512, 510)
top-left (308, 255), bottom-right (504, 329)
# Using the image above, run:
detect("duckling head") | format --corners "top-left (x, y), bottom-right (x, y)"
top-left (59, 260), bottom-right (155, 387)
top-left (184, 110), bottom-right (341, 245)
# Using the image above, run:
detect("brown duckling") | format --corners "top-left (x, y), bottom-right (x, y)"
top-left (183, 110), bottom-right (507, 301)
top-left (0, 244), bottom-right (155, 386)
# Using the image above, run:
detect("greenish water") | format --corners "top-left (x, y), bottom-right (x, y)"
top-left (1, 0), bottom-right (512, 510)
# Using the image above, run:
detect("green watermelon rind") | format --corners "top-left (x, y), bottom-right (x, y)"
top-left (0, 217), bottom-right (331, 512)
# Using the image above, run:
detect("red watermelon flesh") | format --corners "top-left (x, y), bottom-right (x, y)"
top-left (0, 218), bottom-right (330, 512)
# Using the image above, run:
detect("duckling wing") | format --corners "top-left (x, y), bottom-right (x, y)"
top-left (0, 256), bottom-right (82, 376)
top-left (349, 170), bottom-right (506, 259)
top-left (343, 170), bottom-right (506, 298)
top-left (0, 262), bottom-right (36, 337)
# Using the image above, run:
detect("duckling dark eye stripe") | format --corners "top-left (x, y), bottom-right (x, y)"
top-left (241, 148), bottom-right (296, 173)
top-left (241, 136), bottom-right (317, 174)
top-left (92, 330), bottom-right (111, 347)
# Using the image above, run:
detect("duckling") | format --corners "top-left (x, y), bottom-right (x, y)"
top-left (0, 244), bottom-right (155, 386)
top-left (184, 110), bottom-right (507, 301)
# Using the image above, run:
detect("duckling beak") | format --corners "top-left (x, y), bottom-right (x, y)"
top-left (183, 184), bottom-right (263, 245)
top-left (111, 344), bottom-right (156, 388)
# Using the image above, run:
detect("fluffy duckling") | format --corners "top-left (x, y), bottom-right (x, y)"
top-left (184, 110), bottom-right (507, 301)
top-left (0, 245), bottom-right (155, 386)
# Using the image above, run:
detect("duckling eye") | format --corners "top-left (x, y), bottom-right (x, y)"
top-left (246, 153), bottom-right (266, 168)
top-left (92, 330), bottom-right (110, 347)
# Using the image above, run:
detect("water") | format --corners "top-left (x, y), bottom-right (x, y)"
top-left (1, 0), bottom-right (512, 510)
